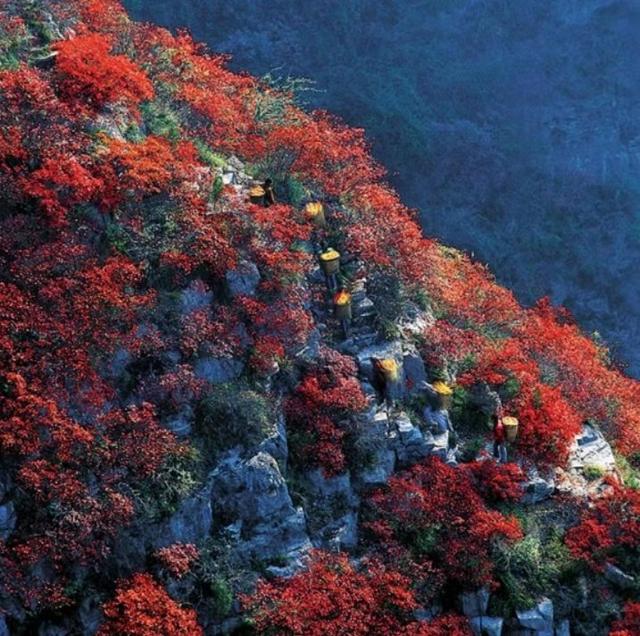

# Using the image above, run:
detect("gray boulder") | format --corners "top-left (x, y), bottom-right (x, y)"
top-left (355, 411), bottom-right (396, 486)
top-left (302, 470), bottom-right (359, 551)
top-left (391, 412), bottom-right (433, 465)
top-left (403, 345), bottom-right (427, 395)
top-left (77, 594), bottom-right (102, 636)
top-left (225, 261), bottom-right (261, 298)
top-left (522, 468), bottom-right (556, 505)
top-left (195, 356), bottom-right (244, 384)
top-left (257, 412), bottom-right (288, 468)
top-left (180, 280), bottom-right (213, 313)
top-left (165, 414), bottom-right (192, 438)
top-left (470, 616), bottom-right (503, 636)
top-left (468, 382), bottom-right (502, 415)
top-left (226, 155), bottom-right (245, 171)
top-left (155, 484), bottom-right (213, 547)
top-left (0, 501), bottom-right (16, 540)
top-left (516, 598), bottom-right (554, 632)
top-left (569, 424), bottom-right (616, 474)
top-left (604, 562), bottom-right (635, 589)
top-left (461, 587), bottom-right (490, 617)
top-left (398, 301), bottom-right (435, 338)
top-left (210, 452), bottom-right (311, 561)
top-left (359, 448), bottom-right (396, 486)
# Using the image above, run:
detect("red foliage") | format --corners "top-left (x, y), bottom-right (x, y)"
top-left (565, 483), bottom-right (640, 570)
top-left (465, 460), bottom-right (525, 503)
top-left (237, 292), bottom-right (313, 356)
top-left (512, 384), bottom-right (582, 466)
top-left (21, 153), bottom-right (102, 226)
top-left (98, 573), bottom-right (202, 635)
top-left (250, 335), bottom-right (285, 375)
top-left (243, 551), bottom-right (439, 636)
top-left (421, 319), bottom-right (490, 376)
top-left (154, 543), bottom-right (199, 579)
top-left (610, 602), bottom-right (640, 636)
top-left (346, 183), bottom-right (433, 286)
top-left (517, 299), bottom-right (640, 457)
top-left (409, 615), bottom-right (473, 636)
top-left (54, 33), bottom-right (153, 112)
top-left (286, 348), bottom-right (367, 476)
top-left (265, 111), bottom-right (384, 195)
top-left (103, 136), bottom-right (175, 199)
top-left (367, 458), bottom-right (522, 594)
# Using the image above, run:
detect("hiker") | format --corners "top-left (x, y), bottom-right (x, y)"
top-left (492, 410), bottom-right (508, 463)
top-left (262, 178), bottom-right (276, 207)
top-left (423, 402), bottom-right (456, 442)
top-left (421, 381), bottom-right (457, 449)
top-left (372, 358), bottom-right (403, 410)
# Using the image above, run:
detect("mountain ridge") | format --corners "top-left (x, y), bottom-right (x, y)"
top-left (0, 1), bottom-right (639, 634)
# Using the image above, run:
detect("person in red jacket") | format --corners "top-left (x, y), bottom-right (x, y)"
top-left (492, 410), bottom-right (508, 463)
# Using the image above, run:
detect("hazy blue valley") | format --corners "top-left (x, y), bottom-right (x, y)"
top-left (125, 0), bottom-right (640, 375)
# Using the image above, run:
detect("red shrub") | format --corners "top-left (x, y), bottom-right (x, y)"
top-left (610, 602), bottom-right (640, 636)
top-left (244, 551), bottom-right (430, 636)
top-left (98, 573), bottom-right (202, 636)
top-left (409, 614), bottom-right (473, 636)
top-left (513, 384), bottom-right (582, 466)
top-left (21, 153), bottom-right (102, 227)
top-left (565, 484), bottom-right (640, 570)
top-left (466, 460), bottom-right (525, 503)
top-left (54, 34), bottom-right (153, 111)
top-left (154, 543), bottom-right (199, 579)
top-left (286, 348), bottom-right (367, 476)
top-left (367, 458), bottom-right (522, 593)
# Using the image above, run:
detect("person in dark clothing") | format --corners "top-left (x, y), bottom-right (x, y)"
top-left (263, 178), bottom-right (276, 207)
top-left (371, 358), bottom-right (387, 406)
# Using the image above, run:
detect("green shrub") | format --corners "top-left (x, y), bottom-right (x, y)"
top-left (134, 446), bottom-right (203, 520)
top-left (459, 436), bottom-right (485, 462)
top-left (141, 101), bottom-right (182, 141)
top-left (194, 139), bottom-right (227, 169)
top-left (105, 221), bottom-right (131, 255)
top-left (196, 381), bottom-right (274, 458)
top-left (500, 376), bottom-right (521, 401)
top-left (368, 270), bottom-right (404, 329)
top-left (210, 175), bottom-right (224, 203)
top-left (285, 176), bottom-right (307, 207)
top-left (209, 578), bottom-right (234, 618)
top-left (450, 386), bottom-right (490, 435)
top-left (412, 288), bottom-right (432, 311)
top-left (615, 451), bottom-right (640, 490)
top-left (492, 530), bottom-right (576, 614)
top-left (583, 463), bottom-right (606, 481)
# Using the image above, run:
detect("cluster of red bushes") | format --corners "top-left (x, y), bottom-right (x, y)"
top-left (565, 482), bottom-right (640, 570)
top-left (154, 543), bottom-right (199, 579)
top-left (243, 551), bottom-right (471, 636)
top-left (98, 573), bottom-right (202, 636)
top-left (286, 348), bottom-right (367, 475)
top-left (365, 458), bottom-right (523, 595)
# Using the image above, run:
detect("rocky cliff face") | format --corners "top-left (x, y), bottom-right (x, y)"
top-left (1, 2), bottom-right (640, 635)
